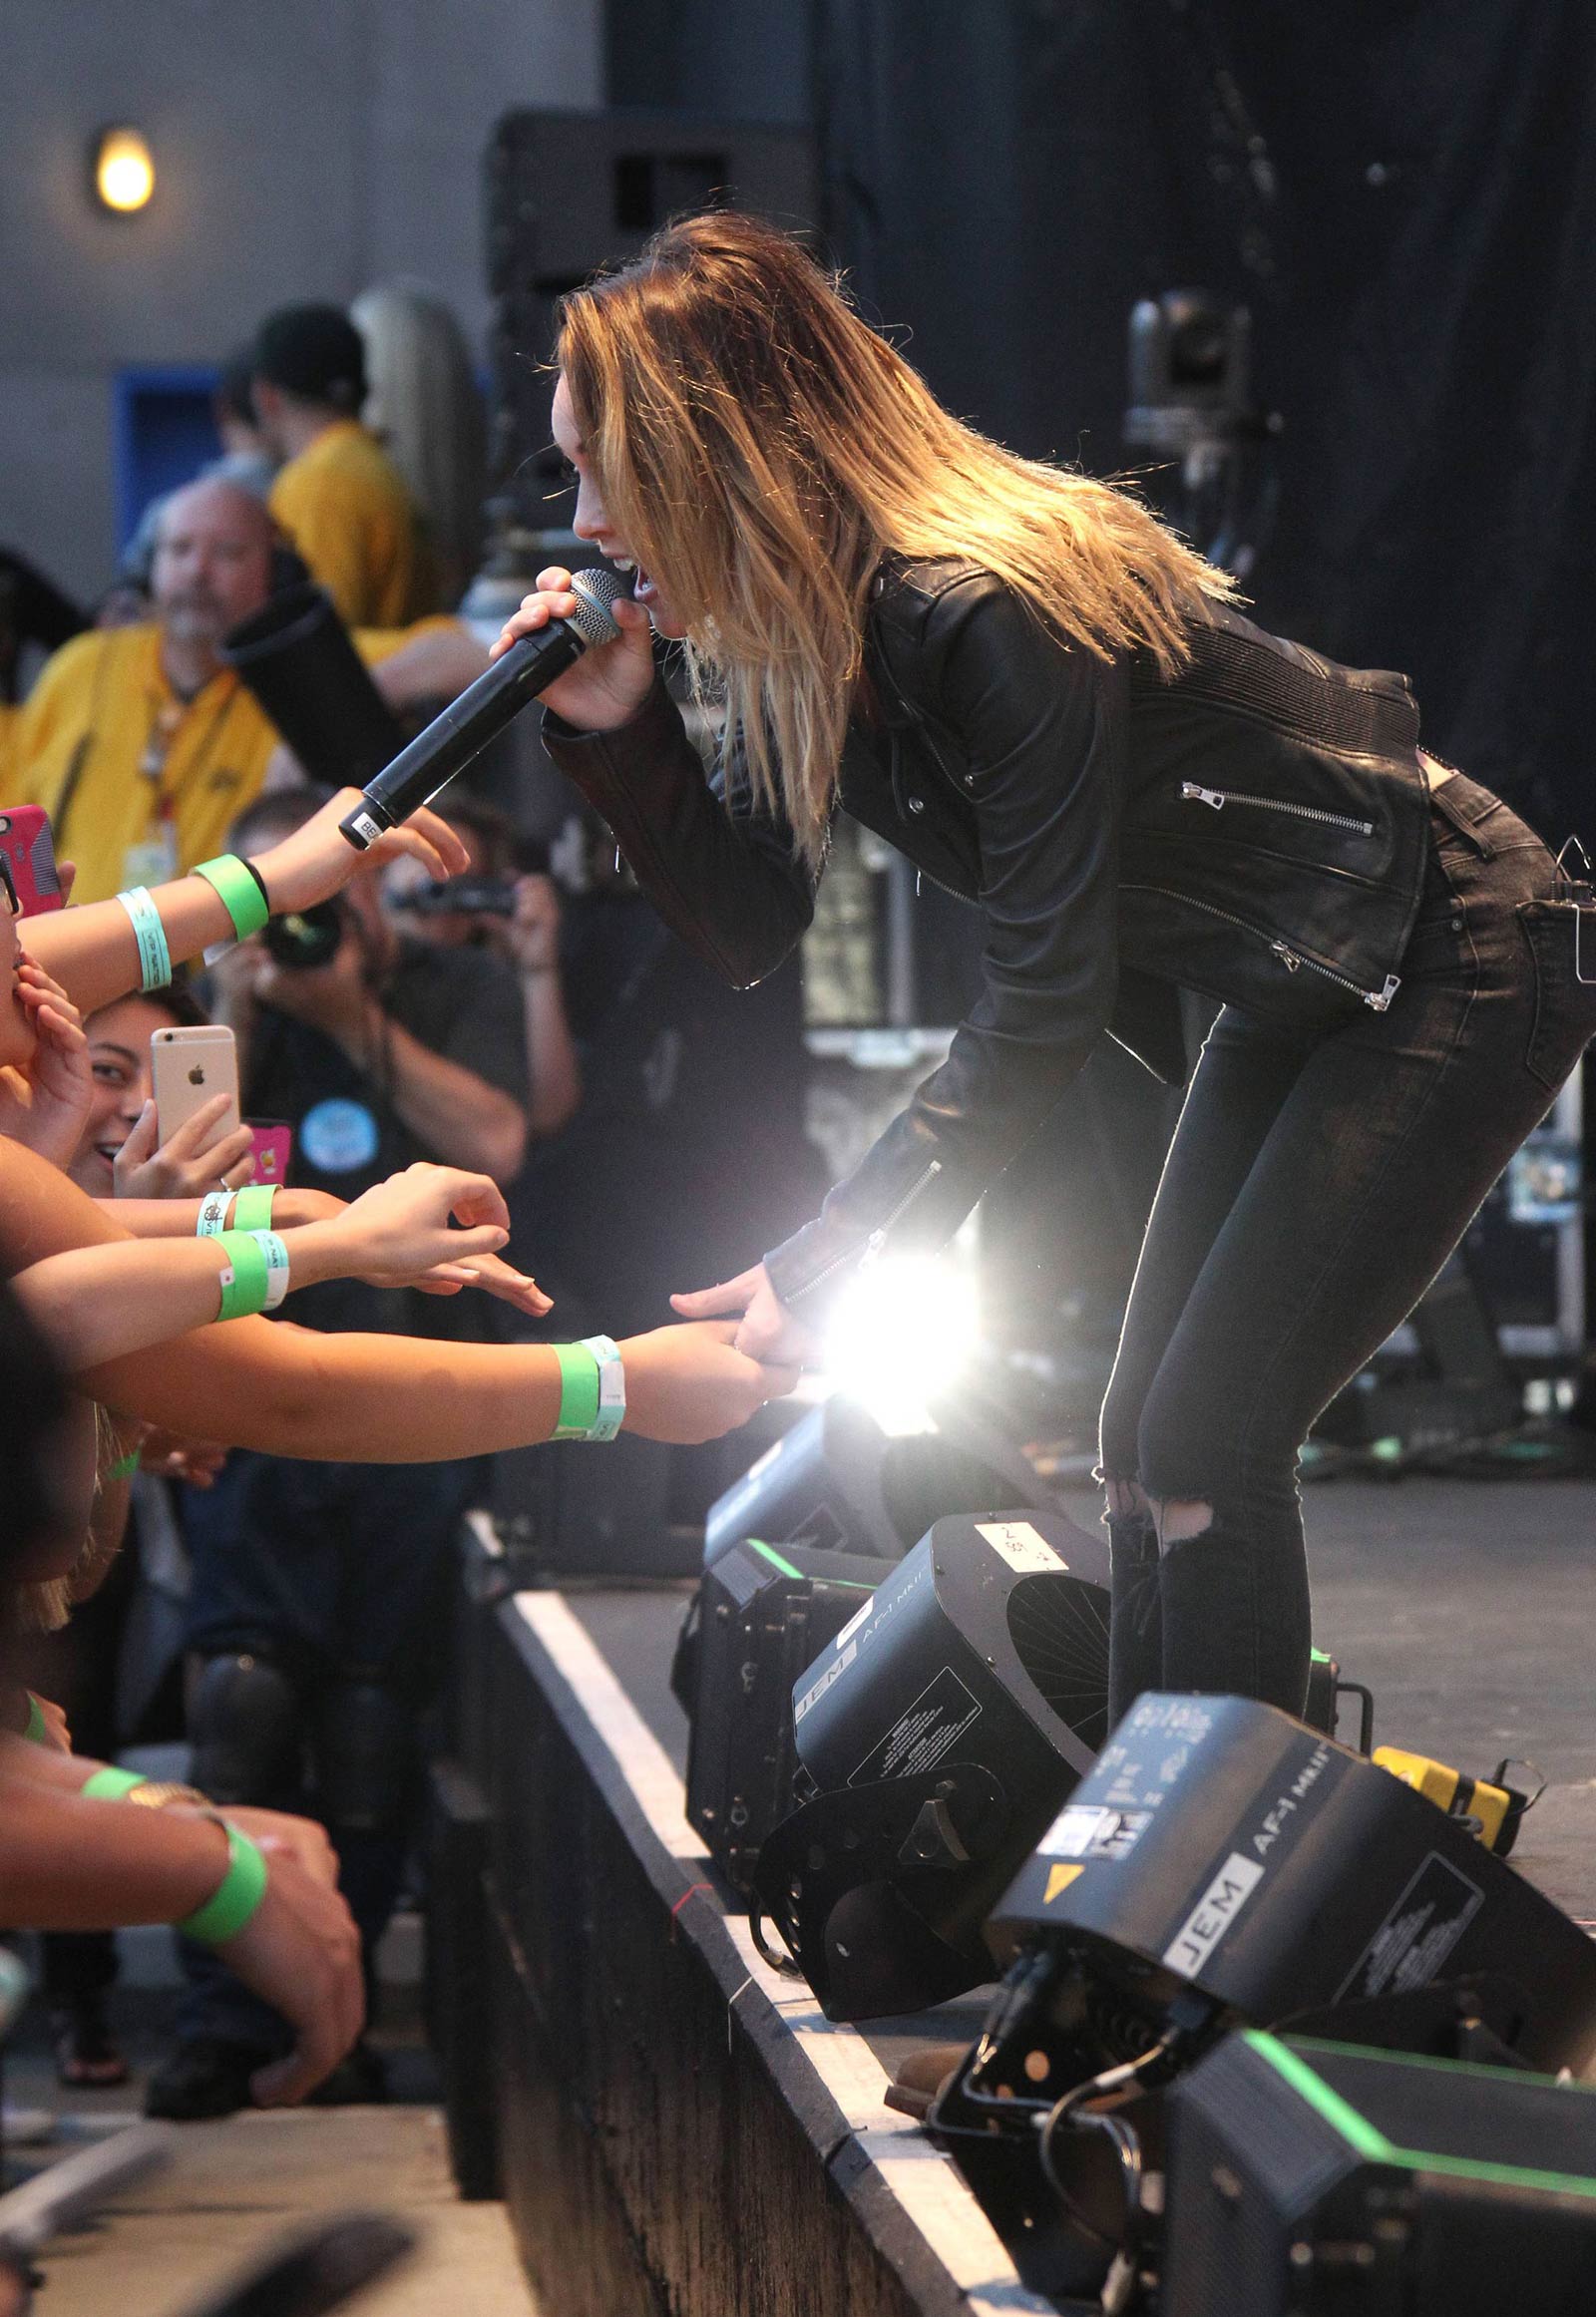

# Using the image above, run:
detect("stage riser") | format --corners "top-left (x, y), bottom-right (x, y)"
top-left (479, 1602), bottom-right (972, 2317)
top-left (422, 1756), bottom-right (501, 2201)
top-left (489, 1912), bottom-right (665, 2317)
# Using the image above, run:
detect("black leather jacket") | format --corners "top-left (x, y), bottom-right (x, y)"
top-left (542, 558), bottom-right (1432, 1316)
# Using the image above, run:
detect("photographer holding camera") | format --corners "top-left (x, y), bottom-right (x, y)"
top-left (152, 783), bottom-right (532, 2120)
top-left (385, 797), bottom-right (580, 1143)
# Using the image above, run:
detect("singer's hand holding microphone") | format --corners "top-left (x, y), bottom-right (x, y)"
top-left (337, 562), bottom-right (651, 853)
top-left (494, 566), bottom-right (657, 730)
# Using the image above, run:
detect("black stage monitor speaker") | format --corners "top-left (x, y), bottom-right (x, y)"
top-left (702, 1389), bottom-right (1067, 1571)
top-left (1162, 2031), bottom-right (1596, 2315)
top-left (752, 1509), bottom-right (1110, 2019)
top-left (677, 1537), bottom-right (897, 1892)
top-left (990, 1693), bottom-right (1596, 2077)
top-left (485, 108), bottom-right (815, 537)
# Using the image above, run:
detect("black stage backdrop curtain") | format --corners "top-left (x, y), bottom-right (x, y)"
top-left (816, 0), bottom-right (1596, 838)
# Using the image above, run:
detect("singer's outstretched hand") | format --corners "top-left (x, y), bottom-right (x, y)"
top-left (671, 1263), bottom-right (821, 1368)
top-left (491, 568), bottom-right (656, 733)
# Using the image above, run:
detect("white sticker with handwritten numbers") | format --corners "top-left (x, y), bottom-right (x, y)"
top-left (977, 1520), bottom-right (1066, 1574)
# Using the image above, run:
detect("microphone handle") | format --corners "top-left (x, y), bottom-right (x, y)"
top-left (338, 620), bottom-right (586, 851)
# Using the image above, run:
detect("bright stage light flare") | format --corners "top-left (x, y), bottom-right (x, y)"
top-left (823, 1255), bottom-right (980, 1435)
top-left (94, 128), bottom-right (155, 214)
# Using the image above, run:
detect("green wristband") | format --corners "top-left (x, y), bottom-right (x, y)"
top-left (23, 1694), bottom-right (49, 1745)
top-left (177, 1825), bottom-right (269, 1946)
top-left (82, 1766), bottom-right (149, 1801)
top-left (215, 1229), bottom-right (270, 1321)
top-left (107, 1450), bottom-right (142, 1482)
top-left (230, 1183), bottom-right (277, 1231)
top-left (194, 854), bottom-right (271, 942)
top-left (552, 1342), bottom-right (601, 1440)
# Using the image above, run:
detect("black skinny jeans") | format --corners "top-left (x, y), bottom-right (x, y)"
top-left (1099, 775), bottom-right (1596, 1717)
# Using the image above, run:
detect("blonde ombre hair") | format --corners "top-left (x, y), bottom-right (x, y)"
top-left (558, 212), bottom-right (1234, 867)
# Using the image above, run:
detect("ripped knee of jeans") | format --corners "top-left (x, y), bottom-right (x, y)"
top-left (1146, 1493), bottom-right (1216, 1551)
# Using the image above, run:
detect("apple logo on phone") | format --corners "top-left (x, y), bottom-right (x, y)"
top-left (188, 1065), bottom-right (205, 1085)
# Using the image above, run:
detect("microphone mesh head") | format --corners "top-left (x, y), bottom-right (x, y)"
top-left (568, 567), bottom-right (631, 646)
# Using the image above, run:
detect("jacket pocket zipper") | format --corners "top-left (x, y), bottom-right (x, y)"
top-left (1180, 781), bottom-right (1374, 838)
top-left (1122, 883), bottom-right (1400, 1012)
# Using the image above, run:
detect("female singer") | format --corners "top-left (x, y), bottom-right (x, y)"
top-left (496, 210), bottom-right (1596, 1720)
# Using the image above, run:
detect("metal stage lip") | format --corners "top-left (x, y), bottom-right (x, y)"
top-left (475, 1577), bottom-right (1065, 2317)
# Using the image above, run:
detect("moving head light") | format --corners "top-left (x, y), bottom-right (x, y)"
top-left (702, 1387), bottom-right (1065, 1571)
top-left (1163, 2032), bottom-right (1596, 2317)
top-left (674, 1535), bottom-right (897, 1893)
top-left (929, 1694), bottom-right (1596, 2302)
top-left (983, 1693), bottom-right (1596, 2074)
top-left (751, 1508), bottom-right (1110, 2021)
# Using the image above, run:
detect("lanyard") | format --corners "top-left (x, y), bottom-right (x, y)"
top-left (140, 673), bottom-right (241, 818)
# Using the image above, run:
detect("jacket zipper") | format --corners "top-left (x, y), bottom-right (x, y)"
top-left (795, 1158), bottom-right (946, 1298)
top-left (1121, 883), bottom-right (1400, 1012)
top-left (1180, 781), bottom-right (1374, 838)
top-left (861, 1158), bottom-right (944, 1268)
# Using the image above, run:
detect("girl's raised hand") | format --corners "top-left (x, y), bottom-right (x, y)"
top-left (114, 1091), bottom-right (256, 1202)
top-left (0, 959), bottom-right (91, 1167)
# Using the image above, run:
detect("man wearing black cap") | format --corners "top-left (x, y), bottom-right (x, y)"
top-left (254, 302), bottom-right (438, 627)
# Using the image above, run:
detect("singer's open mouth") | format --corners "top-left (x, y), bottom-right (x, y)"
top-left (607, 551), bottom-right (652, 601)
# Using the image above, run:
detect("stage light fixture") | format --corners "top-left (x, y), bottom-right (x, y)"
top-left (1162, 2033), bottom-right (1596, 2316)
top-left (93, 127), bottom-right (155, 214)
top-left (751, 1509), bottom-right (1111, 2019)
top-left (823, 1253), bottom-right (979, 1435)
top-left (926, 1694), bottom-right (1596, 2301)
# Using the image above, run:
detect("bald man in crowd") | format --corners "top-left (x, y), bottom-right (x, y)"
top-left (11, 479), bottom-right (484, 904)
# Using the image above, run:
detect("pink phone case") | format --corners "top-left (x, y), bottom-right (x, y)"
top-left (245, 1122), bottom-right (292, 1188)
top-left (0, 806), bottom-right (63, 914)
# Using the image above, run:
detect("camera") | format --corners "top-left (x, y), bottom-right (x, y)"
top-left (392, 876), bottom-right (520, 920)
top-left (264, 896), bottom-right (345, 969)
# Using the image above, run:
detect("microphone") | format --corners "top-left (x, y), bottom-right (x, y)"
top-left (337, 565), bottom-right (633, 851)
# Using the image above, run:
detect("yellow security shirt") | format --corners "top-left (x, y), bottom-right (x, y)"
top-left (9, 620), bottom-right (421, 904)
top-left (270, 421), bottom-right (438, 629)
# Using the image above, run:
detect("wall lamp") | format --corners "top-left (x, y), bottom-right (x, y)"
top-left (93, 126), bottom-right (156, 214)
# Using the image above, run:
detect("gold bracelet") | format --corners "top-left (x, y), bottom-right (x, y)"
top-left (124, 1780), bottom-right (215, 1813)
